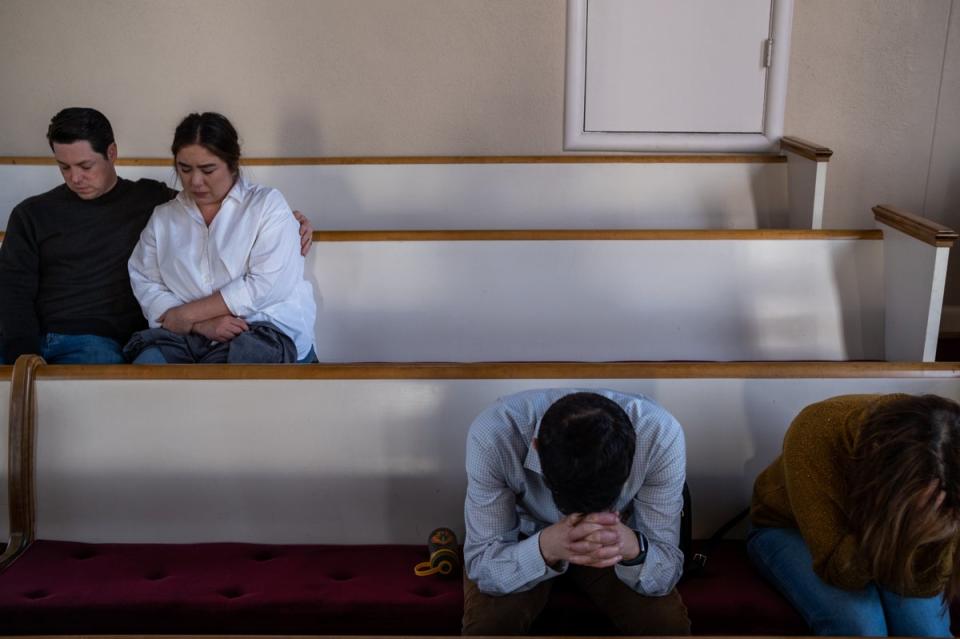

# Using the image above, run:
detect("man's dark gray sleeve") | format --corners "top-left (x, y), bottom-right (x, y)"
top-left (0, 206), bottom-right (41, 361)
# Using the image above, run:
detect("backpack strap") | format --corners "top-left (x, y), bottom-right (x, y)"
top-left (682, 503), bottom-right (751, 579)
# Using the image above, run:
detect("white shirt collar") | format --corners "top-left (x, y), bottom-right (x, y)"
top-left (523, 419), bottom-right (544, 475)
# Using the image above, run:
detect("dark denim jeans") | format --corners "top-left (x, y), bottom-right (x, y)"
top-left (40, 333), bottom-right (125, 364)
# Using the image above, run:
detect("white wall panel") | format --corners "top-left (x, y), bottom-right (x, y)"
top-left (32, 376), bottom-right (960, 544)
top-left (309, 238), bottom-right (884, 362)
top-left (0, 162), bottom-right (789, 232)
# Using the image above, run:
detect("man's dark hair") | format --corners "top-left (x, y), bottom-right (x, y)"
top-left (46, 108), bottom-right (115, 158)
top-left (538, 392), bottom-right (636, 514)
top-left (171, 112), bottom-right (241, 175)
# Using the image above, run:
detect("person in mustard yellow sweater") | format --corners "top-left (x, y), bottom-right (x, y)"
top-left (749, 394), bottom-right (959, 637)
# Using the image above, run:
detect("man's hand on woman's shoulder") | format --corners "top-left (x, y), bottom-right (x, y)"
top-left (293, 210), bottom-right (313, 256)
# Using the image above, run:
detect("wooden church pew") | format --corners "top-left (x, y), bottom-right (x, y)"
top-left (2, 358), bottom-right (960, 634)
top-left (306, 205), bottom-right (953, 362)
top-left (0, 204), bottom-right (951, 362)
top-left (0, 138), bottom-right (827, 231)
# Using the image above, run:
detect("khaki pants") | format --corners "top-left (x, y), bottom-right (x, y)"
top-left (462, 565), bottom-right (690, 636)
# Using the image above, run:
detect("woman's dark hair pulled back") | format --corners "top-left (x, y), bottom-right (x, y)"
top-left (171, 112), bottom-right (241, 175)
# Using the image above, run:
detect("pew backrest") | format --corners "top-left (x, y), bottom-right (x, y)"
top-left (0, 143), bottom-right (828, 231)
top-left (307, 230), bottom-right (886, 361)
top-left (8, 361), bottom-right (960, 547)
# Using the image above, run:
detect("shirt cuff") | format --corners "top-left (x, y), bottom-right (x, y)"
top-left (525, 530), bottom-right (567, 579)
top-left (219, 277), bottom-right (254, 317)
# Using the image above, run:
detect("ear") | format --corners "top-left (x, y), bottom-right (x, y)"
top-left (106, 142), bottom-right (118, 163)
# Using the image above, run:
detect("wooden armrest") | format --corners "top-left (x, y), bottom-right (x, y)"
top-left (1, 354), bottom-right (43, 572)
top-left (780, 136), bottom-right (834, 161)
top-left (873, 205), bottom-right (958, 247)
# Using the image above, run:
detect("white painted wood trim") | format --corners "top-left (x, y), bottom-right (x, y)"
top-left (786, 154), bottom-right (827, 229)
top-left (564, 0), bottom-right (793, 152)
top-left (925, 248), bottom-right (950, 359)
top-left (878, 222), bottom-right (951, 361)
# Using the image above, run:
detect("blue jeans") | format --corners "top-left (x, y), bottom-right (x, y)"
top-left (747, 526), bottom-right (952, 636)
top-left (40, 333), bottom-right (125, 364)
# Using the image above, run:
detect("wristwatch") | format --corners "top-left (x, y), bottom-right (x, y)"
top-left (619, 530), bottom-right (648, 566)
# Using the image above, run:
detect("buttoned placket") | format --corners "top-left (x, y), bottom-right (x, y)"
top-left (183, 201), bottom-right (216, 296)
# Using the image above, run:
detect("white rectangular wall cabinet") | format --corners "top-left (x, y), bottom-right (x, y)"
top-left (566, 0), bottom-right (794, 152)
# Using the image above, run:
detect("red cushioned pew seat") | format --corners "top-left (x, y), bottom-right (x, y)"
top-left (0, 541), bottom-right (462, 635)
top-left (0, 539), bottom-right (859, 635)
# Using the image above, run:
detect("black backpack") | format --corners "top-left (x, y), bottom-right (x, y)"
top-left (680, 482), bottom-right (750, 579)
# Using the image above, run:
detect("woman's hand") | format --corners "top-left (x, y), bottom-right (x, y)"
top-left (158, 294), bottom-right (233, 335)
top-left (158, 305), bottom-right (195, 335)
top-left (193, 315), bottom-right (249, 342)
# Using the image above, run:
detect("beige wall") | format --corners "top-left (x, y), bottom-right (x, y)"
top-left (0, 0), bottom-right (565, 156)
top-left (1, 0), bottom-right (958, 297)
top-left (784, 0), bottom-right (960, 306)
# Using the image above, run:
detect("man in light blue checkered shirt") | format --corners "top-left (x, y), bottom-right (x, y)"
top-left (462, 388), bottom-right (690, 635)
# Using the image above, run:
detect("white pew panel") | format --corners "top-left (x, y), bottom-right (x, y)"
top-left (0, 160), bottom-right (790, 231)
top-left (30, 366), bottom-right (960, 544)
top-left (308, 235), bottom-right (884, 362)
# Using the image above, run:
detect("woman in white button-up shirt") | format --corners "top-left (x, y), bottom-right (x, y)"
top-left (125, 112), bottom-right (316, 363)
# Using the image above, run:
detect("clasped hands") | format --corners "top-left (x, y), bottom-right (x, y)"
top-left (158, 305), bottom-right (248, 343)
top-left (538, 511), bottom-right (640, 569)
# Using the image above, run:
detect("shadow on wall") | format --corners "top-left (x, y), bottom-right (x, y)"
top-left (937, 166), bottom-right (960, 309)
top-left (277, 109), bottom-right (324, 158)
top-left (748, 162), bottom-right (789, 229)
top-left (828, 234), bottom-right (884, 361)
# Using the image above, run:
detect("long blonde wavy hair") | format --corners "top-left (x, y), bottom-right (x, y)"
top-left (847, 394), bottom-right (960, 600)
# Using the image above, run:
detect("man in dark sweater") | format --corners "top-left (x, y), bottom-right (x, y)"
top-left (0, 108), bottom-right (311, 364)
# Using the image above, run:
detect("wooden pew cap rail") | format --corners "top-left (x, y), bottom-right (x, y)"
top-left (780, 136), bottom-right (834, 162)
top-left (0, 229), bottom-right (885, 244)
top-left (313, 229), bottom-right (883, 242)
top-left (24, 361), bottom-right (960, 380)
top-left (873, 205), bottom-right (959, 248)
top-left (0, 154), bottom-right (786, 166)
top-left (312, 229), bottom-right (881, 241)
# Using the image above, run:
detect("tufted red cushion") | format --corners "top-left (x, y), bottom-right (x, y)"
top-left (0, 538), bottom-right (903, 635)
top-left (0, 540), bottom-right (461, 634)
